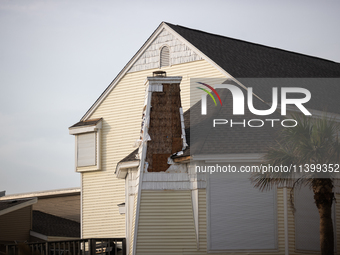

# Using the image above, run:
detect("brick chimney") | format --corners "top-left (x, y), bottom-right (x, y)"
top-left (139, 72), bottom-right (184, 172)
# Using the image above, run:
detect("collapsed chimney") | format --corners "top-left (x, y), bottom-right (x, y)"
top-left (139, 74), bottom-right (184, 172)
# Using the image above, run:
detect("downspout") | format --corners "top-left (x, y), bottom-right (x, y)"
top-left (283, 187), bottom-right (289, 255)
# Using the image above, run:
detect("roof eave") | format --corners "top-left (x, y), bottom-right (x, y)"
top-left (0, 197), bottom-right (37, 216)
top-left (115, 160), bottom-right (140, 179)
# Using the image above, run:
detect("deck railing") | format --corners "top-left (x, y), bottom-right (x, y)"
top-left (6, 238), bottom-right (126, 255)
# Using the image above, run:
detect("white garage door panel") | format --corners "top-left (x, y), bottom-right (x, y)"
top-left (209, 172), bottom-right (277, 250)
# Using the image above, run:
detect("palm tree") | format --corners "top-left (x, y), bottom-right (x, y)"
top-left (252, 114), bottom-right (340, 255)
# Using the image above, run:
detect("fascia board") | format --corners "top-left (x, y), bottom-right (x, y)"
top-left (0, 197), bottom-right (37, 216)
top-left (30, 231), bottom-right (48, 241)
top-left (69, 120), bottom-right (102, 135)
top-left (30, 231), bottom-right (80, 241)
top-left (69, 126), bottom-right (97, 135)
top-left (0, 188), bottom-right (80, 201)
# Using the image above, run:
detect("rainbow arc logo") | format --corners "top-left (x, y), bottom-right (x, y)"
top-left (196, 82), bottom-right (223, 106)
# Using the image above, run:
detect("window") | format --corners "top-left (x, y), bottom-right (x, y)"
top-left (160, 46), bottom-right (170, 67)
top-left (69, 118), bottom-right (102, 172)
top-left (77, 132), bottom-right (96, 167)
top-left (208, 169), bottom-right (277, 251)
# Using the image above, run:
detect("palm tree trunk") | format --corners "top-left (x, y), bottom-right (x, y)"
top-left (312, 178), bottom-right (334, 255)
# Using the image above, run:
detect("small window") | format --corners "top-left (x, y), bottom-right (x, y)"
top-left (77, 132), bottom-right (96, 167)
top-left (69, 118), bottom-right (102, 172)
top-left (160, 46), bottom-right (170, 67)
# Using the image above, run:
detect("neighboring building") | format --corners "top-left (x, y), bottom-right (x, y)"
top-left (0, 198), bottom-right (36, 247)
top-left (0, 188), bottom-right (80, 248)
top-left (69, 22), bottom-right (340, 255)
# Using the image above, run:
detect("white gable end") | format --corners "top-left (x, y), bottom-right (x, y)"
top-left (128, 28), bottom-right (202, 73)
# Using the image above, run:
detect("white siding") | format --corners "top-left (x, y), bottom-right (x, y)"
top-left (128, 29), bottom-right (202, 73)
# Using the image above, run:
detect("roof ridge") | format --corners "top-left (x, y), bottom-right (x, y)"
top-left (165, 22), bottom-right (340, 65)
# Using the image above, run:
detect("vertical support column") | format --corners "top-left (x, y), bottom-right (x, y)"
top-left (122, 239), bottom-right (126, 255)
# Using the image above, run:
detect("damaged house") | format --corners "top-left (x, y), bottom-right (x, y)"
top-left (69, 22), bottom-right (340, 255)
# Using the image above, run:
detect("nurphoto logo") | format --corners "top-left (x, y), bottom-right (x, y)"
top-left (196, 82), bottom-right (312, 128)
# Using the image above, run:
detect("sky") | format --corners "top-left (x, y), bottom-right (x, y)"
top-left (1, 0), bottom-right (340, 195)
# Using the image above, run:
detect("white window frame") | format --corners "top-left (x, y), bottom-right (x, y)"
top-left (69, 120), bottom-right (102, 172)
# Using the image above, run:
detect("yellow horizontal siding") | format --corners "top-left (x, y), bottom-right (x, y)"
top-left (81, 59), bottom-right (227, 238)
top-left (136, 190), bottom-right (197, 255)
top-left (134, 188), bottom-right (288, 255)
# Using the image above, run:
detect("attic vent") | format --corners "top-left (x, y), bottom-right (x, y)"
top-left (160, 46), bottom-right (170, 67)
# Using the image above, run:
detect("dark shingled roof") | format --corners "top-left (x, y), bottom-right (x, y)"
top-left (166, 23), bottom-right (340, 78)
top-left (32, 210), bottom-right (80, 238)
top-left (69, 118), bottom-right (102, 128)
top-left (0, 199), bottom-right (33, 211)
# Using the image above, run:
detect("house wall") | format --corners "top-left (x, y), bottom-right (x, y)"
top-left (134, 188), bottom-right (338, 255)
top-left (82, 59), bottom-right (226, 238)
top-left (135, 190), bottom-right (197, 255)
top-left (0, 205), bottom-right (32, 242)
